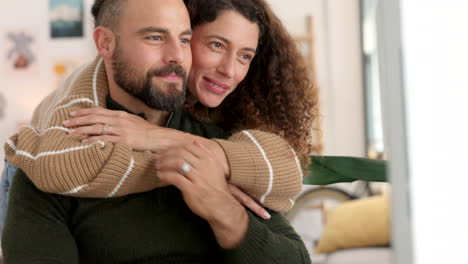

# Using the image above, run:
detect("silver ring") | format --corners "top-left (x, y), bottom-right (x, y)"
top-left (180, 161), bottom-right (191, 176)
top-left (102, 123), bottom-right (109, 135)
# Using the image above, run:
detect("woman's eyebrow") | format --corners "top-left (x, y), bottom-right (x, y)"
top-left (206, 34), bottom-right (257, 53)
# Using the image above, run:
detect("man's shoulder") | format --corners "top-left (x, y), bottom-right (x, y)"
top-left (168, 111), bottom-right (231, 139)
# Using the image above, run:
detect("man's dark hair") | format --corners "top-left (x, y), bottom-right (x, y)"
top-left (91, 0), bottom-right (127, 31)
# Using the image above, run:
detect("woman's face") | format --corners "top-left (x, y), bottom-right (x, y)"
top-left (188, 10), bottom-right (260, 108)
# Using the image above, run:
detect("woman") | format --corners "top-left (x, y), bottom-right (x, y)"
top-left (3, 0), bottom-right (316, 218)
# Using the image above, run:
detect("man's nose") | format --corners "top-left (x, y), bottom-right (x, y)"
top-left (163, 39), bottom-right (185, 64)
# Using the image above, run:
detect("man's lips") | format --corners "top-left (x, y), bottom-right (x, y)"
top-left (203, 77), bottom-right (230, 94)
top-left (157, 74), bottom-right (182, 82)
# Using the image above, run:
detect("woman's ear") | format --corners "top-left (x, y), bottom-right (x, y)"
top-left (93, 26), bottom-right (116, 59)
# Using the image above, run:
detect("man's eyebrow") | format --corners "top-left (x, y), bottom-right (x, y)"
top-left (181, 29), bottom-right (193, 36)
top-left (137, 26), bottom-right (168, 35)
top-left (137, 27), bottom-right (193, 37)
top-left (206, 34), bottom-right (257, 53)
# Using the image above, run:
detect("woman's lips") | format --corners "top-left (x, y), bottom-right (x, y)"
top-left (202, 77), bottom-right (230, 95)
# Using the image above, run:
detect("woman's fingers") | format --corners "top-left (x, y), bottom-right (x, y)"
top-left (155, 150), bottom-right (200, 181)
top-left (69, 107), bottom-right (124, 118)
top-left (63, 114), bottom-right (112, 128)
top-left (81, 135), bottom-right (121, 144)
top-left (68, 123), bottom-right (117, 136)
top-left (157, 170), bottom-right (192, 191)
top-left (228, 184), bottom-right (271, 220)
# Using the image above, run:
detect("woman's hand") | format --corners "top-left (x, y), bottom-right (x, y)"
top-left (228, 184), bottom-right (271, 220)
top-left (64, 107), bottom-right (191, 152)
top-left (155, 141), bottom-right (270, 221)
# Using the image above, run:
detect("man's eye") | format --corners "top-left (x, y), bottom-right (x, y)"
top-left (181, 37), bottom-right (191, 44)
top-left (147, 36), bottom-right (162, 41)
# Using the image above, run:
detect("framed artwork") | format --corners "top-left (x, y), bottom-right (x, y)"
top-left (50, 0), bottom-right (84, 38)
top-left (3, 28), bottom-right (40, 75)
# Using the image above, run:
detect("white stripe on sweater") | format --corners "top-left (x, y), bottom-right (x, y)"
top-left (55, 98), bottom-right (95, 111)
top-left (6, 140), bottom-right (105, 160)
top-left (5, 139), bottom-right (17, 151)
top-left (107, 157), bottom-right (135, 198)
top-left (288, 146), bottom-right (304, 179)
top-left (241, 131), bottom-right (274, 204)
top-left (25, 126), bottom-right (70, 136)
top-left (93, 58), bottom-right (103, 106)
top-left (59, 184), bottom-right (89, 195)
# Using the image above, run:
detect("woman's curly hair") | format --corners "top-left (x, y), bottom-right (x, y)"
top-left (185, 0), bottom-right (320, 163)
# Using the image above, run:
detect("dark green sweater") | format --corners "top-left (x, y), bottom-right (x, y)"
top-left (2, 110), bottom-right (311, 264)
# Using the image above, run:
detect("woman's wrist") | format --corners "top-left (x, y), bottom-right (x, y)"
top-left (205, 140), bottom-right (231, 179)
top-left (147, 127), bottom-right (193, 152)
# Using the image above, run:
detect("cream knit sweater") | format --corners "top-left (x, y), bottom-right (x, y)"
top-left (4, 57), bottom-right (302, 211)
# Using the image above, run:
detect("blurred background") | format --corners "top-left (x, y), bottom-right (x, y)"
top-left (0, 1), bottom-right (388, 263)
top-left (3, 1), bottom-right (467, 264)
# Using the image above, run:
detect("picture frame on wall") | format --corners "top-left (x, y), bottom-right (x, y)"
top-left (2, 27), bottom-right (40, 76)
top-left (50, 0), bottom-right (84, 38)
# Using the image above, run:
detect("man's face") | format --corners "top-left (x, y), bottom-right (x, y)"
top-left (111, 0), bottom-right (192, 112)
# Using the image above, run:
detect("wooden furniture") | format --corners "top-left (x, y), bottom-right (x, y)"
top-left (292, 15), bottom-right (323, 153)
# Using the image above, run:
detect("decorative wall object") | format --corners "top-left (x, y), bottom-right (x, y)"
top-left (50, 0), bottom-right (84, 38)
top-left (51, 57), bottom-right (87, 90)
top-left (3, 28), bottom-right (40, 75)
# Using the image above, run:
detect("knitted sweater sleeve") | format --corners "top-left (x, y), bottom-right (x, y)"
top-left (4, 96), bottom-right (164, 198)
top-left (5, 94), bottom-right (302, 207)
top-left (214, 130), bottom-right (303, 212)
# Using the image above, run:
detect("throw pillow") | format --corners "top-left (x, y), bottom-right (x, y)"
top-left (314, 194), bottom-right (390, 254)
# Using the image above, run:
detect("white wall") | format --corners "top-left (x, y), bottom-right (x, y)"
top-left (0, 0), bottom-right (366, 172)
top-left (267, 0), bottom-right (366, 156)
top-left (0, 0), bottom-right (96, 170)
top-left (400, 1), bottom-right (468, 263)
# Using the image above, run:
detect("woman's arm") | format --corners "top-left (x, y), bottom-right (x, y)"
top-left (155, 141), bottom-right (310, 263)
top-left (213, 130), bottom-right (303, 212)
top-left (66, 108), bottom-right (303, 211)
top-left (4, 96), bottom-right (166, 198)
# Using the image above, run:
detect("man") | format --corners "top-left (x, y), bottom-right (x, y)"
top-left (1, 0), bottom-right (310, 263)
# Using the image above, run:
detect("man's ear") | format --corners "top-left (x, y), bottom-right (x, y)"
top-left (93, 26), bottom-right (116, 59)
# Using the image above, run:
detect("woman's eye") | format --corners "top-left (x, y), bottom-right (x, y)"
top-left (242, 54), bottom-right (253, 61)
top-left (240, 54), bottom-right (254, 63)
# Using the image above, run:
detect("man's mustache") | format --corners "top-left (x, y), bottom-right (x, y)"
top-left (150, 65), bottom-right (186, 78)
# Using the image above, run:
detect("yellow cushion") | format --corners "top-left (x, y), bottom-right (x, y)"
top-left (314, 194), bottom-right (390, 254)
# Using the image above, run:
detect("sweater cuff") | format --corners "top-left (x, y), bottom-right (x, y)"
top-left (213, 139), bottom-right (270, 196)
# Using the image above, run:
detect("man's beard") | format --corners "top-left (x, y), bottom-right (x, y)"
top-left (111, 46), bottom-right (187, 112)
